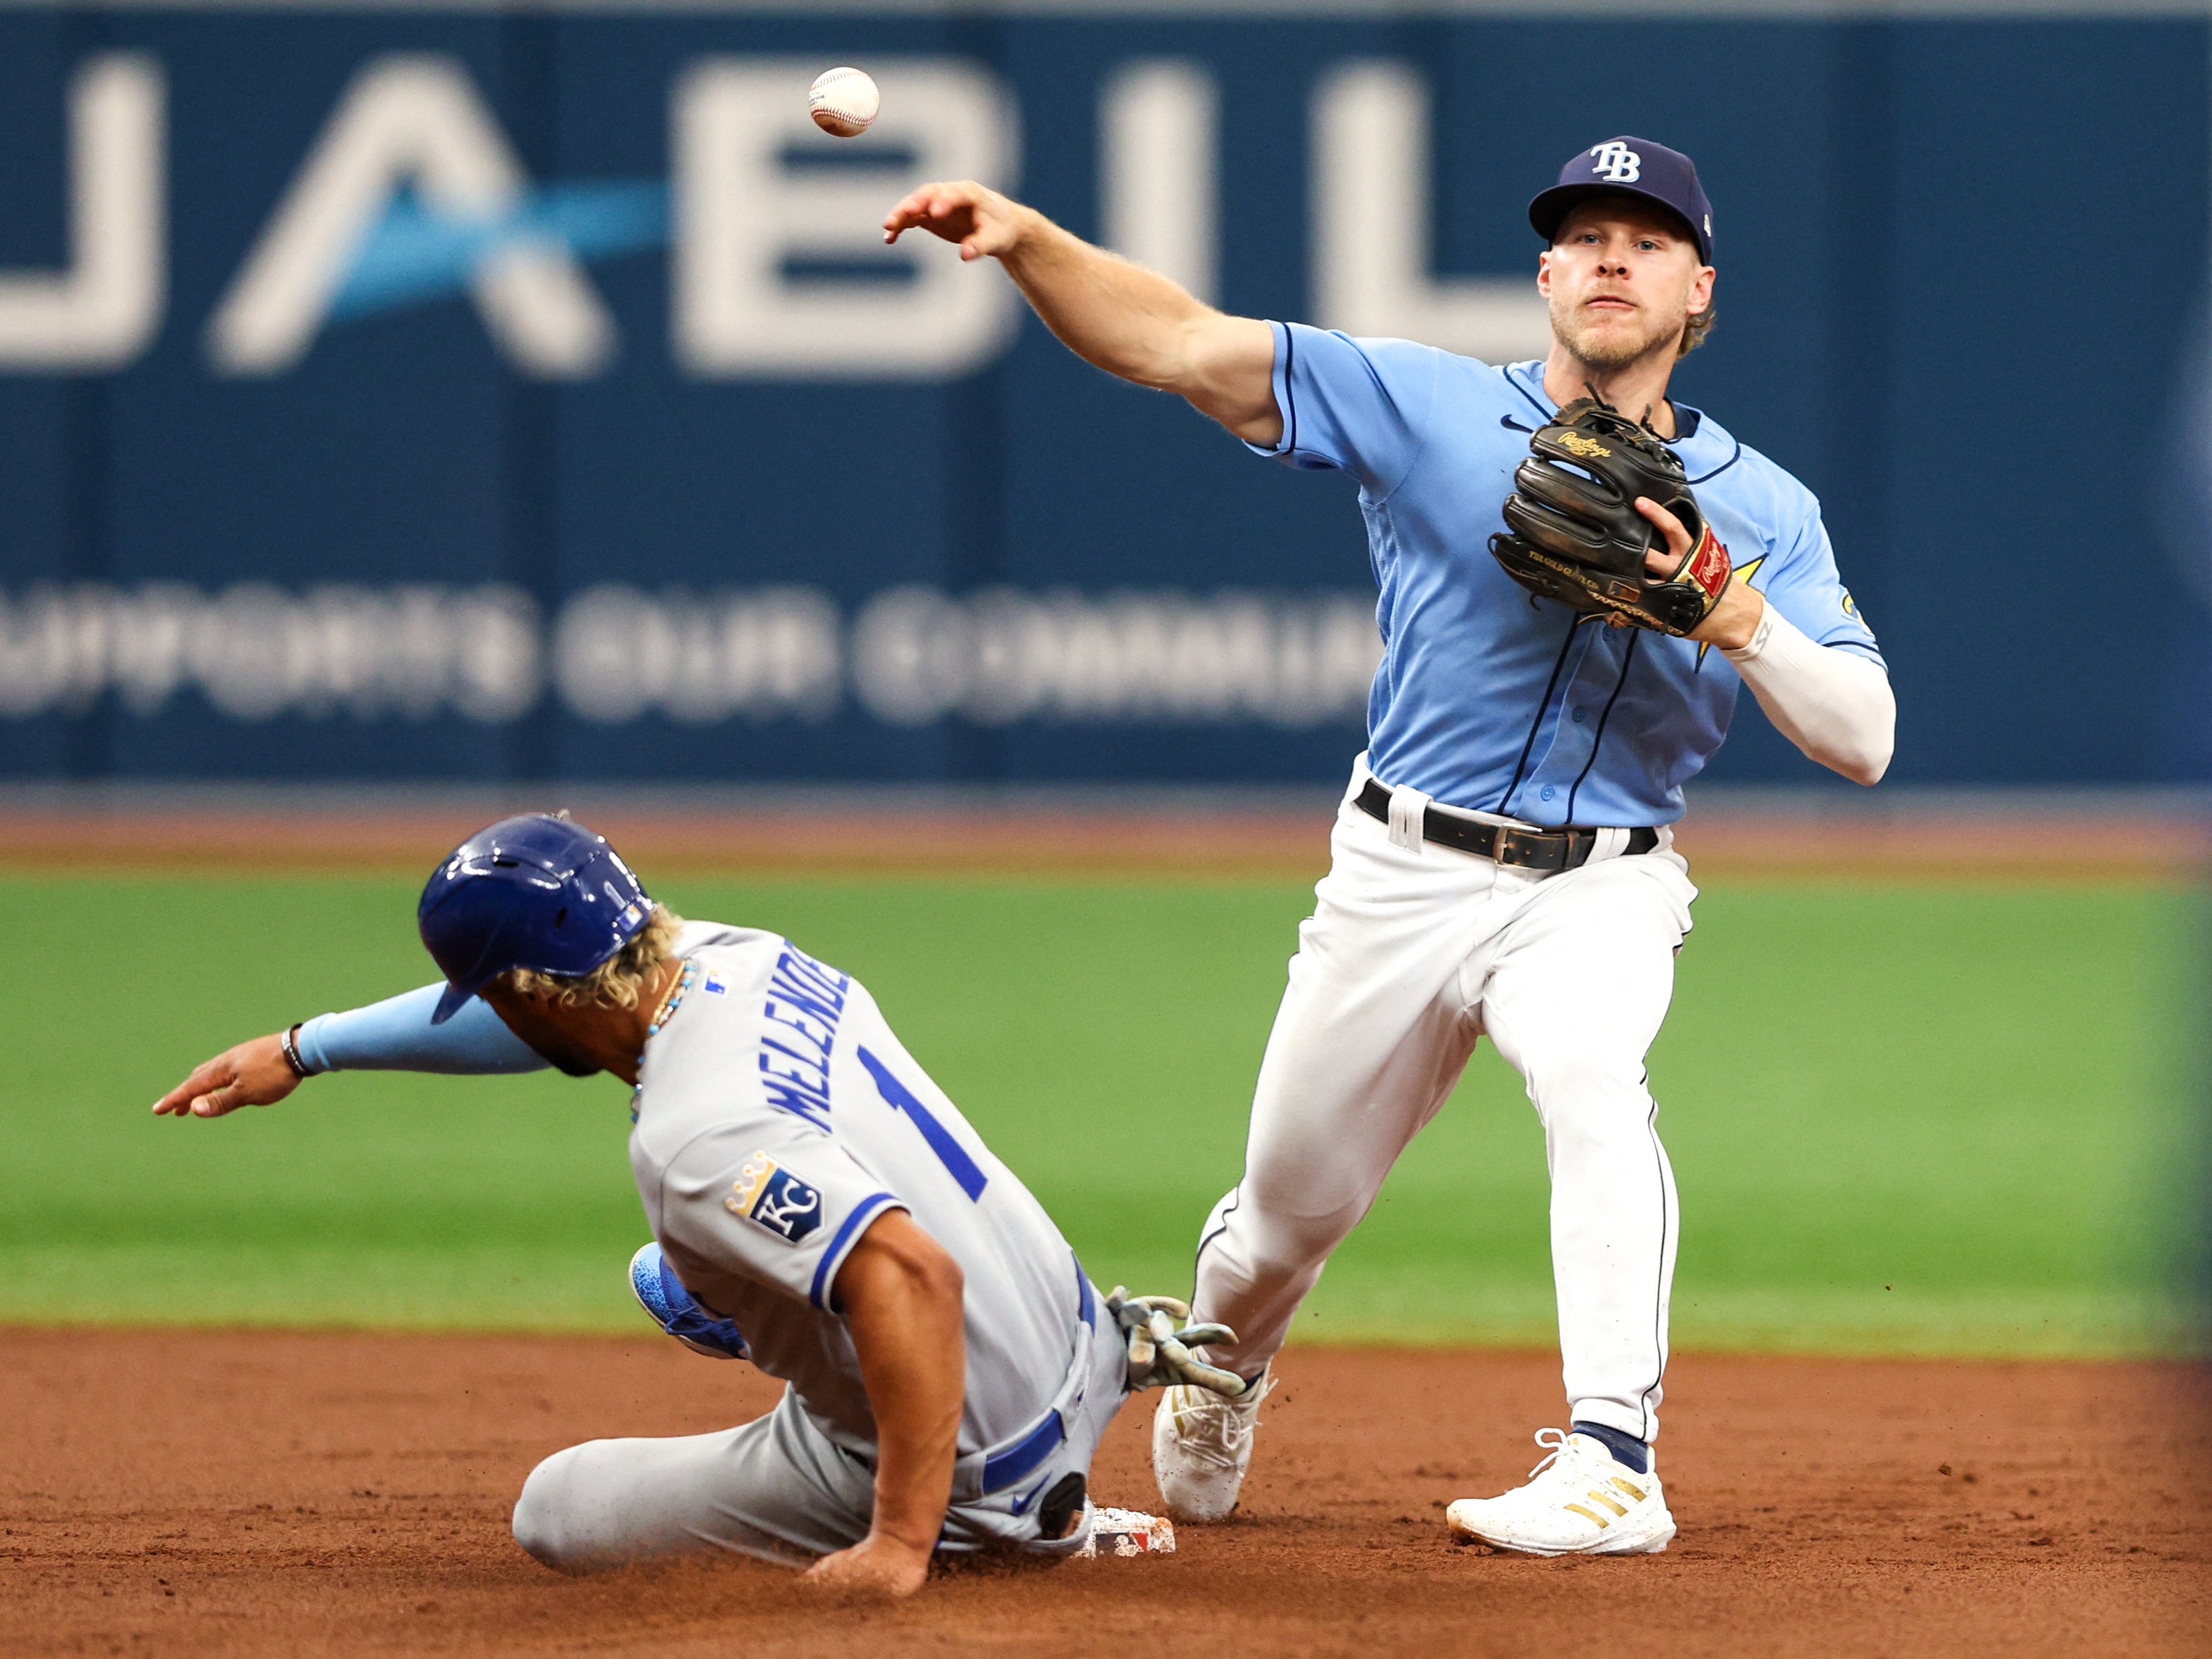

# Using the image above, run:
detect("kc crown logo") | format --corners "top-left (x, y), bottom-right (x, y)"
top-left (726, 1152), bottom-right (824, 1244)
top-left (1589, 141), bottom-right (1642, 183)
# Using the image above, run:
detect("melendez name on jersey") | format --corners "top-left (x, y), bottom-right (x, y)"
top-left (627, 922), bottom-right (1087, 1461)
top-left (1251, 322), bottom-right (1885, 827)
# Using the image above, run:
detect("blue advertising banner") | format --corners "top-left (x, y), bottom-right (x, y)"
top-left (0, 2), bottom-right (2205, 787)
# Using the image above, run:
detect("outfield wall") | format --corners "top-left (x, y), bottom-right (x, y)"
top-left (0, 1), bottom-right (2207, 789)
top-left (0, 781), bottom-right (2202, 881)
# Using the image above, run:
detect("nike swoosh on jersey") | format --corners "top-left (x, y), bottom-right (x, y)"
top-left (1007, 1474), bottom-right (1052, 1515)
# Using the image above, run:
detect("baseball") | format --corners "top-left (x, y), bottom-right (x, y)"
top-left (808, 66), bottom-right (878, 138)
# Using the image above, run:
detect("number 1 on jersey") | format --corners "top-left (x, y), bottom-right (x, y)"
top-left (857, 1046), bottom-right (988, 1201)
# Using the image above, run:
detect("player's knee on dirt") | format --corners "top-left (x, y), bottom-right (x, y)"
top-left (511, 1445), bottom-right (593, 1573)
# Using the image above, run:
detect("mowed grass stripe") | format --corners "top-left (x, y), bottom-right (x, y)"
top-left (0, 874), bottom-right (2198, 1356)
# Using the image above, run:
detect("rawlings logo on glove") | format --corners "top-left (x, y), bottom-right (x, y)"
top-left (1489, 396), bottom-right (1732, 638)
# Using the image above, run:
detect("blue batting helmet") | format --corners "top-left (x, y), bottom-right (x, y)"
top-left (417, 814), bottom-right (653, 1024)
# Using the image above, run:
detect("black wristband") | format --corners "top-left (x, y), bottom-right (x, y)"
top-left (279, 1024), bottom-right (313, 1080)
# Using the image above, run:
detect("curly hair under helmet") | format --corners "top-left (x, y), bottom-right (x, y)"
top-left (501, 904), bottom-right (686, 1011)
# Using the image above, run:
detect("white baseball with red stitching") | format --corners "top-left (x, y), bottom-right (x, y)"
top-left (807, 66), bottom-right (879, 138)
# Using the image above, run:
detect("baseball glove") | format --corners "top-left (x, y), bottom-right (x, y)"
top-left (1104, 1288), bottom-right (1248, 1397)
top-left (1489, 397), bottom-right (1733, 636)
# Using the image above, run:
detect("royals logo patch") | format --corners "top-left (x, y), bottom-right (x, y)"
top-left (725, 1152), bottom-right (823, 1244)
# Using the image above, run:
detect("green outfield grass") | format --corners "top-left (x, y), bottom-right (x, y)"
top-left (0, 872), bottom-right (2201, 1357)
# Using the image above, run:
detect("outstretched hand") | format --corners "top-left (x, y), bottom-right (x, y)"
top-left (152, 1034), bottom-right (301, 1119)
top-left (882, 180), bottom-right (1027, 262)
top-left (802, 1531), bottom-right (930, 1600)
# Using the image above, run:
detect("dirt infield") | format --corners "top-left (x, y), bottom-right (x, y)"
top-left (2, 1331), bottom-right (2203, 1658)
top-left (0, 797), bottom-right (2204, 881)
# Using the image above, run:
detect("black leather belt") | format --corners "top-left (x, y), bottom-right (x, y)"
top-left (1355, 779), bottom-right (1658, 872)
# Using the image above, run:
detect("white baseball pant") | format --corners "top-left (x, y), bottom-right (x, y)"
top-left (1193, 759), bottom-right (1695, 1444)
top-left (513, 1311), bottom-right (1127, 1572)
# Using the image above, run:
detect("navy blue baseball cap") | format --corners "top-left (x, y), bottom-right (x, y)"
top-left (417, 813), bottom-right (653, 1023)
top-left (1529, 137), bottom-right (1714, 264)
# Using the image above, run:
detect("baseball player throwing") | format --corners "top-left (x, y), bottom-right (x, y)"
top-left (885, 135), bottom-right (1893, 1554)
top-left (153, 814), bottom-right (1241, 1597)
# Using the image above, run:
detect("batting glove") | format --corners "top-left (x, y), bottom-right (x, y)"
top-left (1104, 1288), bottom-right (1247, 1397)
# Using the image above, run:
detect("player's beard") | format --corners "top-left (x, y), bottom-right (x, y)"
top-left (1548, 291), bottom-right (1688, 374)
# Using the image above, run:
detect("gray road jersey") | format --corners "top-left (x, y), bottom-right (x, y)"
top-left (630, 922), bottom-right (1090, 1461)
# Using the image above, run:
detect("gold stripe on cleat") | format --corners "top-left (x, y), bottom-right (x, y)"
top-left (1584, 1489), bottom-right (1630, 1517)
top-left (1563, 1503), bottom-right (1611, 1528)
top-left (1611, 1478), bottom-right (1647, 1502)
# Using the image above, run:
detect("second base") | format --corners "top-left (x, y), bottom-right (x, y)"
top-left (1077, 1506), bottom-right (1176, 1558)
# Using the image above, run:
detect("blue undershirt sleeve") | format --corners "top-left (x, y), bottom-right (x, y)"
top-left (295, 985), bottom-right (550, 1075)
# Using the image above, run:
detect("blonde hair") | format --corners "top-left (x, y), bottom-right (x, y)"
top-left (1679, 305), bottom-right (1716, 358)
top-left (503, 904), bottom-right (686, 1011)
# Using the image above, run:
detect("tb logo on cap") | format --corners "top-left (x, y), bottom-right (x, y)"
top-left (1589, 141), bottom-right (1642, 183)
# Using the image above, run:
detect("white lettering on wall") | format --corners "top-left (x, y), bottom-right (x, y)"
top-left (205, 55), bottom-right (614, 379)
top-left (0, 55), bottom-right (166, 372)
top-left (0, 583), bottom-right (540, 722)
top-left (1311, 62), bottom-right (1551, 362)
top-left (673, 56), bottom-right (1019, 379)
top-left (852, 586), bottom-right (1380, 728)
top-left (1100, 60), bottom-right (1218, 305)
top-left (554, 586), bottom-right (843, 725)
top-left (0, 583), bottom-right (1376, 732)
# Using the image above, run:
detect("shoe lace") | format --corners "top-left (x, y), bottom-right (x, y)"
top-left (1169, 1373), bottom-right (1274, 1472)
top-left (1525, 1426), bottom-right (1576, 1481)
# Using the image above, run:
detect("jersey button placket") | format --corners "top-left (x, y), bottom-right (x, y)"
top-left (1529, 668), bottom-right (1607, 819)
top-left (1505, 629), bottom-right (1594, 820)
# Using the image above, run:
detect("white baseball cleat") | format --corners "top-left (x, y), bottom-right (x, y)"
top-left (1150, 1366), bottom-right (1274, 1523)
top-left (1445, 1429), bottom-right (1675, 1556)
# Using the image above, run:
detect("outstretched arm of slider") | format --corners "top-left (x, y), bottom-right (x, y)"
top-left (883, 179), bottom-right (1280, 444)
top-left (153, 985), bottom-right (552, 1117)
top-left (152, 1034), bottom-right (303, 1118)
top-left (805, 1208), bottom-right (966, 1600)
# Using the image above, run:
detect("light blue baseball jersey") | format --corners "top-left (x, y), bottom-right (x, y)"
top-left (1251, 323), bottom-right (1884, 826)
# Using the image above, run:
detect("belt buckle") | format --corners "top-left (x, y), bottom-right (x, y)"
top-left (1495, 825), bottom-right (1570, 870)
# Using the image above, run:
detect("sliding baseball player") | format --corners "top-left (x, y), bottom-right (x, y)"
top-left (153, 813), bottom-right (1240, 1596)
top-left (885, 134), bottom-right (1893, 1554)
